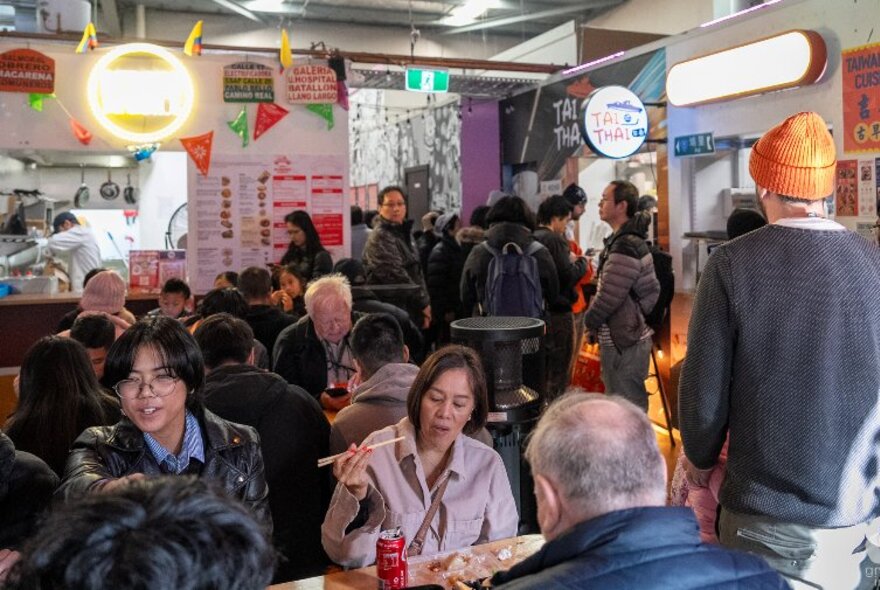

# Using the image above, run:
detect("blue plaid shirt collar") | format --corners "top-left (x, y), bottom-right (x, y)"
top-left (143, 410), bottom-right (205, 474)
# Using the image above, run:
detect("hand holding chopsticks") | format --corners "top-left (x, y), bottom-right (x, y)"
top-left (317, 436), bottom-right (405, 468)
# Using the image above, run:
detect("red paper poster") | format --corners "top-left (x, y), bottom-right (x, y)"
top-left (129, 250), bottom-right (186, 293)
top-left (0, 48), bottom-right (55, 94)
top-left (312, 213), bottom-right (343, 246)
top-left (835, 159), bottom-right (858, 217)
top-left (180, 131), bottom-right (214, 176)
top-left (842, 43), bottom-right (880, 154)
top-left (254, 102), bottom-right (289, 140)
top-left (287, 64), bottom-right (337, 104)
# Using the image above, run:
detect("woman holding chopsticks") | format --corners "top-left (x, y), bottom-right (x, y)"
top-left (321, 345), bottom-right (518, 568)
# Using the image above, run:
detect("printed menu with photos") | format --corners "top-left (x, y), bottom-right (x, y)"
top-left (187, 153), bottom-right (348, 293)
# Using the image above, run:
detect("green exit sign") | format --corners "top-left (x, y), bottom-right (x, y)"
top-left (405, 68), bottom-right (450, 93)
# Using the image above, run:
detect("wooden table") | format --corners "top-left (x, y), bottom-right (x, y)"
top-left (270, 535), bottom-right (544, 589)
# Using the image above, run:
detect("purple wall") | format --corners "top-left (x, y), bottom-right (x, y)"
top-left (460, 101), bottom-right (501, 225)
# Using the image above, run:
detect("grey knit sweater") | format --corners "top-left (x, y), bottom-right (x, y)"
top-left (679, 224), bottom-right (880, 526)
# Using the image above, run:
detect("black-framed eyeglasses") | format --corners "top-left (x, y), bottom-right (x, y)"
top-left (113, 375), bottom-right (179, 400)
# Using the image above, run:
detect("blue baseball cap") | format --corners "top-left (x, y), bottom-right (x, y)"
top-left (52, 211), bottom-right (80, 232)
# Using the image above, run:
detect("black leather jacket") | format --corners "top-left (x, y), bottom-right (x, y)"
top-left (56, 406), bottom-right (271, 531)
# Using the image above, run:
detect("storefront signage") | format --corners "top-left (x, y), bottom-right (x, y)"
top-left (0, 48), bottom-right (55, 94)
top-left (842, 42), bottom-right (880, 154)
top-left (223, 61), bottom-right (274, 103)
top-left (674, 132), bottom-right (715, 157)
top-left (405, 68), bottom-right (450, 93)
top-left (579, 85), bottom-right (648, 159)
top-left (287, 64), bottom-right (337, 104)
top-left (666, 30), bottom-right (827, 107)
top-left (87, 43), bottom-right (195, 144)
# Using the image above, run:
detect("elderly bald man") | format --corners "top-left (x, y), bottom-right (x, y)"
top-left (491, 393), bottom-right (787, 590)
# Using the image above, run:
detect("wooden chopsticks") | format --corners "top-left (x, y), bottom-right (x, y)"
top-left (317, 436), bottom-right (405, 468)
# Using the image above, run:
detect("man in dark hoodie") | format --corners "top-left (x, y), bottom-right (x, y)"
top-left (362, 186), bottom-right (432, 329)
top-left (584, 181), bottom-right (660, 412)
top-left (194, 313), bottom-right (330, 583)
top-left (426, 211), bottom-right (464, 345)
top-left (239, 266), bottom-right (296, 358)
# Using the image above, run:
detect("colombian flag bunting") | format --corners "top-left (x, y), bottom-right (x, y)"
top-left (184, 20), bottom-right (204, 57)
top-left (279, 29), bottom-right (292, 72)
top-left (75, 22), bottom-right (98, 53)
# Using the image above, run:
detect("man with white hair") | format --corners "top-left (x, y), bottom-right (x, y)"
top-left (273, 274), bottom-right (364, 411)
top-left (490, 393), bottom-right (786, 589)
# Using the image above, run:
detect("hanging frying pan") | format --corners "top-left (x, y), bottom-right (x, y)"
top-left (100, 169), bottom-right (120, 201)
top-left (123, 172), bottom-right (137, 205)
top-left (74, 166), bottom-right (89, 208)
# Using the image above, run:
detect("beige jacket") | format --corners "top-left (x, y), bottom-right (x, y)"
top-left (321, 418), bottom-right (518, 567)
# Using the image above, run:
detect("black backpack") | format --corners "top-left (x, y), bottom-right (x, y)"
top-left (644, 245), bottom-right (674, 331)
top-left (480, 241), bottom-right (545, 317)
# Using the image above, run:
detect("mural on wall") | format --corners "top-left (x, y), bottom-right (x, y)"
top-left (350, 89), bottom-right (461, 213)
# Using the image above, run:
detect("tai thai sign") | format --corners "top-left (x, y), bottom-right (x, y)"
top-left (579, 85), bottom-right (648, 159)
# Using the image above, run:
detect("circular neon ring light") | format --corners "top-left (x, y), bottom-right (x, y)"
top-left (87, 43), bottom-right (195, 144)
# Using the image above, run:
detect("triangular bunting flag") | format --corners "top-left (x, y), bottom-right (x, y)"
top-left (279, 29), bottom-right (292, 72)
top-left (28, 93), bottom-right (54, 112)
top-left (306, 103), bottom-right (334, 130)
top-left (69, 118), bottom-right (92, 145)
top-left (184, 20), bottom-right (204, 56)
top-left (227, 106), bottom-right (249, 147)
top-left (180, 131), bottom-right (214, 176)
top-left (76, 22), bottom-right (98, 53)
top-left (254, 102), bottom-right (289, 140)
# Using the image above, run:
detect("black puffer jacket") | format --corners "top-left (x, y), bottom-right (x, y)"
top-left (584, 216), bottom-right (660, 349)
top-left (427, 234), bottom-right (465, 320)
top-left (0, 432), bottom-right (58, 549)
top-left (362, 218), bottom-right (430, 313)
top-left (460, 222), bottom-right (559, 317)
top-left (56, 407), bottom-right (271, 530)
top-left (272, 312), bottom-right (365, 398)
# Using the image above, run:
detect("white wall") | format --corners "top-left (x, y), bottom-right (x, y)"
top-left (585, 0), bottom-right (714, 35)
top-left (664, 0), bottom-right (872, 291)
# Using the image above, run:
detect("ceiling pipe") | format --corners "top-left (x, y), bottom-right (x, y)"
top-left (135, 4), bottom-right (146, 39)
top-left (0, 30), bottom-right (563, 73)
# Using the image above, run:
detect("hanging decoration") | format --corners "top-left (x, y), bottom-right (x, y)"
top-left (306, 103), bottom-right (334, 130)
top-left (69, 118), bottom-right (93, 145)
top-left (75, 22), bottom-right (98, 53)
top-left (128, 143), bottom-right (160, 162)
top-left (184, 20), bottom-right (204, 57)
top-left (180, 131), bottom-right (214, 176)
top-left (227, 106), bottom-right (249, 147)
top-left (328, 53), bottom-right (349, 111)
top-left (253, 102), bottom-right (289, 140)
top-left (0, 49), bottom-right (55, 94)
top-left (28, 92), bottom-right (54, 112)
top-left (279, 29), bottom-right (292, 73)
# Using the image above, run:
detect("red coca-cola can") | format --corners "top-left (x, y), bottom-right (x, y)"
top-left (376, 527), bottom-right (408, 589)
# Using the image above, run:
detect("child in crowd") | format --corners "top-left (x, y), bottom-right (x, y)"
top-left (271, 264), bottom-right (306, 318)
top-left (214, 271), bottom-right (239, 289)
top-left (149, 277), bottom-right (193, 319)
top-left (69, 314), bottom-right (117, 383)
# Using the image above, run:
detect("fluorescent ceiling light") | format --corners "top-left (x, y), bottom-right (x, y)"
top-left (666, 30), bottom-right (826, 107)
top-left (701, 0), bottom-right (783, 27)
top-left (442, 0), bottom-right (502, 26)
top-left (562, 51), bottom-right (624, 76)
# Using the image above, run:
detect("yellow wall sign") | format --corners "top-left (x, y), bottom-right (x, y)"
top-left (87, 43), bottom-right (195, 143)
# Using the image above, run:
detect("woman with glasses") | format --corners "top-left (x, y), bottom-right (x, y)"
top-left (280, 210), bottom-right (333, 283)
top-left (56, 316), bottom-right (271, 529)
top-left (4, 337), bottom-right (118, 476)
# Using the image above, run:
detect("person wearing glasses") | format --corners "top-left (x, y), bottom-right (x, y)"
top-left (55, 316), bottom-right (271, 529)
top-left (273, 274), bottom-right (364, 411)
top-left (362, 186), bottom-right (432, 330)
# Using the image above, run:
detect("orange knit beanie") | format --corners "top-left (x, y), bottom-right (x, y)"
top-left (748, 112), bottom-right (836, 201)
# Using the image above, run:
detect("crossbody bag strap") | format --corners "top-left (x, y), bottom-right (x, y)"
top-left (407, 471), bottom-right (451, 557)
